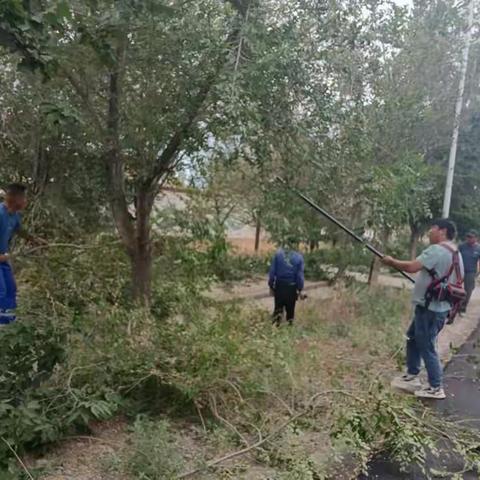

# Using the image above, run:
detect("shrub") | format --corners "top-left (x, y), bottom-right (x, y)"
top-left (303, 246), bottom-right (372, 281)
top-left (116, 417), bottom-right (185, 479)
top-left (0, 316), bottom-right (121, 469)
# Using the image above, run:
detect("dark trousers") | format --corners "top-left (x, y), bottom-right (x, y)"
top-left (0, 262), bottom-right (17, 324)
top-left (273, 282), bottom-right (297, 323)
top-left (462, 272), bottom-right (476, 312)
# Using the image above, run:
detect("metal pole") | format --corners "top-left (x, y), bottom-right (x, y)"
top-left (275, 177), bottom-right (415, 283)
top-left (442, 0), bottom-right (475, 217)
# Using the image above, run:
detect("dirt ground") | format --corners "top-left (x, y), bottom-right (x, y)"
top-left (34, 419), bottom-right (129, 480)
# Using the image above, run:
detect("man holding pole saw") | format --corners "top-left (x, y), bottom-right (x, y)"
top-left (381, 219), bottom-right (464, 400)
top-left (276, 178), bottom-right (465, 398)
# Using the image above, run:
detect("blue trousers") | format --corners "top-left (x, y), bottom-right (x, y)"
top-left (406, 305), bottom-right (447, 388)
top-left (0, 262), bottom-right (17, 324)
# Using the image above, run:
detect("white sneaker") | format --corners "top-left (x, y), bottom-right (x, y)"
top-left (391, 374), bottom-right (422, 393)
top-left (414, 386), bottom-right (446, 400)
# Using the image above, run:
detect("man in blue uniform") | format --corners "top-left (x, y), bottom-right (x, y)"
top-left (0, 184), bottom-right (31, 324)
top-left (459, 230), bottom-right (480, 314)
top-left (268, 239), bottom-right (305, 326)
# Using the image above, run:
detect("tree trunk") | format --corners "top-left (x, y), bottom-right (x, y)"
top-left (131, 190), bottom-right (155, 305)
top-left (254, 216), bottom-right (261, 253)
top-left (131, 242), bottom-right (152, 305)
top-left (31, 137), bottom-right (50, 198)
top-left (104, 36), bottom-right (153, 303)
top-left (409, 227), bottom-right (419, 260)
top-left (368, 230), bottom-right (389, 287)
top-left (368, 256), bottom-right (380, 286)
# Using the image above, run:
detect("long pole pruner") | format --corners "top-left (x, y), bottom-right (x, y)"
top-left (275, 177), bottom-right (415, 284)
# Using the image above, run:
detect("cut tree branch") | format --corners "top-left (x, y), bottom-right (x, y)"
top-left (178, 390), bottom-right (364, 478)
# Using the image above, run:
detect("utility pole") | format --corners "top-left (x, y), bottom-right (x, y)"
top-left (442, 0), bottom-right (475, 217)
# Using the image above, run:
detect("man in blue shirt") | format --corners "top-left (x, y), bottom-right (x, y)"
top-left (268, 240), bottom-right (304, 326)
top-left (459, 230), bottom-right (480, 313)
top-left (0, 184), bottom-right (30, 324)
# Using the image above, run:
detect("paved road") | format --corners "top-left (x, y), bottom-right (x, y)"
top-left (362, 303), bottom-right (480, 479)
top-left (207, 268), bottom-right (412, 305)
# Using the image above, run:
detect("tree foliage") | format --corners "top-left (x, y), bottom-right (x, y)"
top-left (1, 0), bottom-right (479, 285)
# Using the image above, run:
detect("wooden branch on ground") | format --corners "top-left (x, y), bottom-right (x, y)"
top-left (209, 394), bottom-right (250, 447)
top-left (1, 437), bottom-right (34, 480)
top-left (178, 390), bottom-right (364, 479)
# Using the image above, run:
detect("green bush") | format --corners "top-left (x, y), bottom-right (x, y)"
top-left (303, 246), bottom-right (372, 280)
top-left (17, 234), bottom-right (131, 313)
top-left (210, 252), bottom-right (270, 282)
top-left (74, 300), bottom-right (300, 416)
top-left (116, 417), bottom-right (185, 479)
top-left (331, 382), bottom-right (480, 478)
top-left (0, 313), bottom-right (121, 469)
top-left (0, 317), bottom-right (64, 398)
top-left (0, 237), bottom-right (414, 476)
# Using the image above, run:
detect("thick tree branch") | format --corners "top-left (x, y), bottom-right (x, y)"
top-left (142, 75), bottom-right (217, 193)
top-left (63, 69), bottom-right (106, 136)
top-left (105, 35), bottom-right (136, 252)
top-left (142, 2), bottom-right (253, 194)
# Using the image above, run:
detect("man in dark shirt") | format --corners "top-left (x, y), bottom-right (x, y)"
top-left (268, 241), bottom-right (305, 326)
top-left (459, 230), bottom-right (480, 313)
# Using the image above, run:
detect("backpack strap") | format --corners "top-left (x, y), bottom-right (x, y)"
top-left (452, 251), bottom-right (463, 284)
top-left (437, 243), bottom-right (463, 284)
top-left (425, 243), bottom-right (454, 280)
top-left (438, 242), bottom-right (455, 254)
